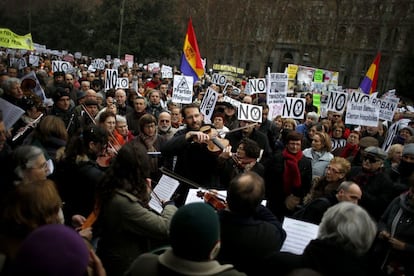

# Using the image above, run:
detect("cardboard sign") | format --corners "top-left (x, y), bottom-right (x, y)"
top-left (52, 60), bottom-right (72, 73)
top-left (172, 75), bottom-right (193, 104)
top-left (117, 78), bottom-right (129, 89)
top-left (200, 87), bottom-right (218, 122)
top-left (282, 97), bottom-right (305, 119)
top-left (92, 59), bottom-right (106, 70)
top-left (211, 73), bottom-right (227, 86)
top-left (161, 65), bottom-right (173, 79)
top-left (238, 103), bottom-right (263, 123)
top-left (248, 78), bottom-right (266, 94)
top-left (105, 69), bottom-right (118, 90)
top-left (326, 90), bottom-right (348, 113)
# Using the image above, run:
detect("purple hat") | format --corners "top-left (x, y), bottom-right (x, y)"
top-left (12, 224), bottom-right (90, 276)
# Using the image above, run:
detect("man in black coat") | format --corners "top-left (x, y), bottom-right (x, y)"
top-left (217, 171), bottom-right (286, 275)
top-left (161, 103), bottom-right (223, 206)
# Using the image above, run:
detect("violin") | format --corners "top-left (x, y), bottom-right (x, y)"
top-left (197, 190), bottom-right (227, 210)
top-left (199, 124), bottom-right (230, 153)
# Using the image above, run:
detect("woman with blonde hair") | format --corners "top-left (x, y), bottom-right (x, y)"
top-left (303, 131), bottom-right (334, 179)
top-left (384, 143), bottom-right (403, 169)
top-left (305, 156), bottom-right (351, 203)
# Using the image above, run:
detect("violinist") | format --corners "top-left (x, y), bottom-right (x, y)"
top-left (161, 103), bottom-right (225, 206)
top-left (97, 110), bottom-right (123, 167)
top-left (225, 119), bottom-right (272, 164)
top-left (52, 124), bottom-right (108, 226)
top-left (218, 137), bottom-right (265, 188)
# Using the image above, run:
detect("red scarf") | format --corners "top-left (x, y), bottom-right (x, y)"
top-left (282, 148), bottom-right (303, 195)
top-left (340, 143), bottom-right (359, 158)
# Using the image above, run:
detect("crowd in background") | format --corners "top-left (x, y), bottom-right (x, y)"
top-left (0, 51), bottom-right (413, 276)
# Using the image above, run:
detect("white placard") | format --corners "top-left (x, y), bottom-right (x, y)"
top-left (117, 78), bottom-right (129, 89)
top-left (238, 103), bottom-right (263, 123)
top-left (326, 90), bottom-right (348, 113)
top-left (282, 97), bottom-right (305, 119)
top-left (52, 60), bottom-right (72, 73)
top-left (211, 73), bottom-right (227, 86)
top-left (92, 58), bottom-right (106, 70)
top-left (172, 75), bottom-right (193, 104)
top-left (344, 91), bottom-right (379, 127)
top-left (200, 87), bottom-right (218, 122)
top-left (268, 73), bottom-right (288, 93)
top-left (248, 78), bottom-right (266, 94)
top-left (161, 65), bottom-right (173, 79)
top-left (372, 96), bottom-right (399, 122)
top-left (29, 55), bottom-right (39, 66)
top-left (105, 69), bottom-right (118, 90)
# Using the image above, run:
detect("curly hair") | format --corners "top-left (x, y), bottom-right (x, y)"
top-left (97, 142), bottom-right (151, 205)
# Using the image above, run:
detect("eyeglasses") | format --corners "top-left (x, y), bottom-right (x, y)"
top-left (30, 161), bottom-right (48, 170)
top-left (159, 120), bottom-right (170, 123)
top-left (362, 156), bottom-right (380, 163)
top-left (326, 166), bottom-right (342, 174)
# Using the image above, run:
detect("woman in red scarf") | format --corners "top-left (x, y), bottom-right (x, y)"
top-left (264, 131), bottom-right (312, 221)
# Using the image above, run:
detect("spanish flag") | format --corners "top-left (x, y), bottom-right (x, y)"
top-left (180, 18), bottom-right (204, 81)
top-left (359, 52), bottom-right (381, 95)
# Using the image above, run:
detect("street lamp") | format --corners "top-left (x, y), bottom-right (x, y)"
top-left (117, 0), bottom-right (126, 59)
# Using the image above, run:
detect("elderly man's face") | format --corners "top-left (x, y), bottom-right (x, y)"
top-left (158, 113), bottom-right (172, 132)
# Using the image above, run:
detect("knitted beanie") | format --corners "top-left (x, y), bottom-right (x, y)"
top-left (170, 202), bottom-right (220, 261)
top-left (12, 224), bottom-right (90, 276)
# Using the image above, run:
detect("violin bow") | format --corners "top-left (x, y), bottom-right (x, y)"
top-left (159, 167), bottom-right (226, 201)
top-left (218, 122), bottom-right (259, 135)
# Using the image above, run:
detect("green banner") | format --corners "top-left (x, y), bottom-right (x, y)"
top-left (0, 28), bottom-right (34, 50)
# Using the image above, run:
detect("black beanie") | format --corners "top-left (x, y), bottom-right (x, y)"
top-left (170, 202), bottom-right (220, 261)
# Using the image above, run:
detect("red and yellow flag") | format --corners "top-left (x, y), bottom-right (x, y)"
top-left (180, 18), bottom-right (204, 81)
top-left (359, 52), bottom-right (381, 95)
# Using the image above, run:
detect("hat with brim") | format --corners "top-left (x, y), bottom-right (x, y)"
top-left (364, 146), bottom-right (387, 160)
top-left (218, 101), bottom-right (235, 109)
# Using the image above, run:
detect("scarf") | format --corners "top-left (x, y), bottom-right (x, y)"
top-left (340, 143), bottom-right (359, 158)
top-left (282, 148), bottom-right (303, 195)
top-left (139, 132), bottom-right (158, 174)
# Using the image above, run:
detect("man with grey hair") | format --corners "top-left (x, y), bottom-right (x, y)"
top-left (292, 181), bottom-right (362, 225)
top-left (158, 111), bottom-right (176, 140)
top-left (296, 111), bottom-right (319, 137)
top-left (273, 202), bottom-right (377, 275)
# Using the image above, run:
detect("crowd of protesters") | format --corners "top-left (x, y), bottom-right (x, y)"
top-left (0, 50), bottom-right (414, 276)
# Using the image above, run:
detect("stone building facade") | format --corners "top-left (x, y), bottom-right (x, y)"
top-left (180, 0), bottom-right (414, 93)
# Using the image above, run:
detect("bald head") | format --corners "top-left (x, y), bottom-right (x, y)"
top-left (336, 181), bottom-right (362, 204)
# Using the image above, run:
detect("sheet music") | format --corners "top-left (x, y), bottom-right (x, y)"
top-left (149, 174), bottom-right (180, 214)
top-left (0, 98), bottom-right (25, 130)
top-left (280, 217), bottom-right (319, 255)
